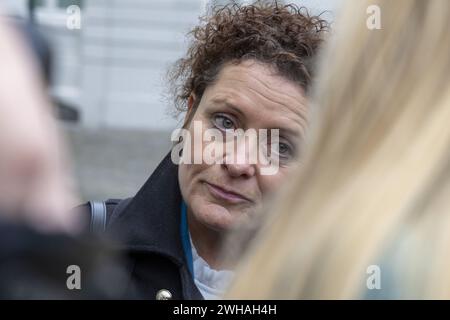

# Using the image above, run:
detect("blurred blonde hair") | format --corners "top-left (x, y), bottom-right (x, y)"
top-left (226, 0), bottom-right (450, 299)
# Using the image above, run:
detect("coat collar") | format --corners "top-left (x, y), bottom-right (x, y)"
top-left (109, 150), bottom-right (185, 265)
top-left (108, 151), bottom-right (204, 299)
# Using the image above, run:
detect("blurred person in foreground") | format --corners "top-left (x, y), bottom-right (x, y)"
top-left (0, 14), bottom-right (126, 299)
top-left (78, 2), bottom-right (329, 300)
top-left (226, 0), bottom-right (450, 299)
top-left (0, 14), bottom-right (80, 234)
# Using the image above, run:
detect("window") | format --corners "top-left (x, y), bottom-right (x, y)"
top-left (31, 0), bottom-right (83, 9)
top-left (29, 0), bottom-right (82, 27)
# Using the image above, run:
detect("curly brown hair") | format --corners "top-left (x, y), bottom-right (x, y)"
top-left (167, 1), bottom-right (330, 123)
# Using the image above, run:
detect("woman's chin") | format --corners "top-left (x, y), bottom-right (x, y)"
top-left (196, 202), bottom-right (238, 231)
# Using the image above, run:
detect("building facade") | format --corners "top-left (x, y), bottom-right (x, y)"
top-left (3, 0), bottom-right (338, 130)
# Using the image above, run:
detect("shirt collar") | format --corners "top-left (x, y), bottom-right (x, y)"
top-left (190, 235), bottom-right (234, 299)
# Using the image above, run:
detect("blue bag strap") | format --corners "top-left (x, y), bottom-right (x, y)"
top-left (180, 201), bottom-right (194, 275)
top-left (89, 200), bottom-right (107, 232)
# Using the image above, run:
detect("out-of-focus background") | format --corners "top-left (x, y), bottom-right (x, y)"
top-left (1, 0), bottom-right (340, 202)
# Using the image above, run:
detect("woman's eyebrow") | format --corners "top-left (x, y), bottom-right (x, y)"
top-left (211, 98), bottom-right (247, 119)
top-left (265, 127), bottom-right (300, 144)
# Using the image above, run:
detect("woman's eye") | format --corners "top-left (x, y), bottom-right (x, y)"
top-left (213, 114), bottom-right (236, 131)
top-left (270, 141), bottom-right (293, 161)
top-left (278, 143), bottom-right (290, 155)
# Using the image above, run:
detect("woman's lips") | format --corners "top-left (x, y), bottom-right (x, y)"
top-left (204, 182), bottom-right (250, 204)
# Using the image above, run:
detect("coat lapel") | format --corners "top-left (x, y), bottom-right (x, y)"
top-left (107, 151), bottom-right (203, 299)
top-left (109, 151), bottom-right (184, 263)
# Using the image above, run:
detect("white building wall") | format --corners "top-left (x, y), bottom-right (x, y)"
top-left (79, 0), bottom-right (204, 129)
top-left (1, 0), bottom-right (341, 130)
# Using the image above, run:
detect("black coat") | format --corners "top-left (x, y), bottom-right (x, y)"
top-left (82, 151), bottom-right (203, 300)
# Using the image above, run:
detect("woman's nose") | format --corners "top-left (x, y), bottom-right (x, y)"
top-left (222, 161), bottom-right (256, 178)
top-left (221, 137), bottom-right (257, 178)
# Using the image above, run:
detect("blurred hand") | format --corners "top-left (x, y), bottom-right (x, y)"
top-left (0, 18), bottom-right (81, 234)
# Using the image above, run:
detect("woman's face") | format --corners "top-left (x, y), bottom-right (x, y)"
top-left (178, 60), bottom-right (308, 232)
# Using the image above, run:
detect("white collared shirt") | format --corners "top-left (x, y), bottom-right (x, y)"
top-left (190, 239), bottom-right (234, 300)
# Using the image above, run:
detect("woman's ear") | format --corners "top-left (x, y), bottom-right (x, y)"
top-left (187, 93), bottom-right (196, 113)
top-left (183, 93), bottom-right (197, 128)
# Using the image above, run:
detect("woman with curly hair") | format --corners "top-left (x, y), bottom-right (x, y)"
top-left (79, 2), bottom-right (329, 300)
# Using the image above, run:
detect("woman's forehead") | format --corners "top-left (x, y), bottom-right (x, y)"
top-left (199, 61), bottom-right (308, 137)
